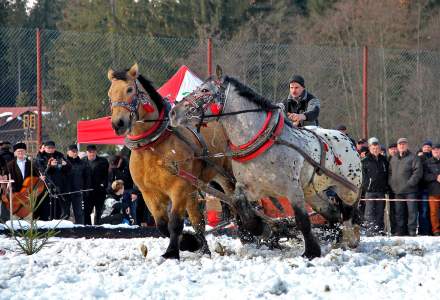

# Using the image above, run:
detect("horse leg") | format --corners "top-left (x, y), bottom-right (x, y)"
top-left (233, 183), bottom-right (265, 239)
top-left (330, 186), bottom-right (361, 249)
top-left (185, 191), bottom-right (211, 256)
top-left (140, 190), bottom-right (170, 237)
top-left (289, 183), bottom-right (321, 259)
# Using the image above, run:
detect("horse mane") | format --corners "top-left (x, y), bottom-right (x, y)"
top-left (137, 74), bottom-right (164, 112)
top-left (224, 76), bottom-right (279, 111)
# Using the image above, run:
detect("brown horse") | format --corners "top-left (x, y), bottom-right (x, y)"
top-left (108, 64), bottom-right (234, 259)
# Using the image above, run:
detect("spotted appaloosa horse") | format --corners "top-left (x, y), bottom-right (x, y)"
top-left (169, 67), bottom-right (362, 259)
top-left (108, 64), bottom-right (234, 259)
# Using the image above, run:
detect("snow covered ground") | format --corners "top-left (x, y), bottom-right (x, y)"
top-left (0, 231), bottom-right (439, 300)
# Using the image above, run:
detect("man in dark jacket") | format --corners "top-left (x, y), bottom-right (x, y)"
top-left (108, 153), bottom-right (133, 190)
top-left (0, 141), bottom-right (14, 163)
top-left (82, 144), bottom-right (109, 225)
top-left (66, 144), bottom-right (91, 224)
top-left (362, 137), bottom-right (389, 235)
top-left (2, 143), bottom-right (39, 221)
top-left (281, 75), bottom-right (320, 127)
top-left (423, 143), bottom-right (440, 236)
top-left (35, 141), bottom-right (71, 220)
top-left (417, 140), bottom-right (433, 235)
top-left (389, 137), bottom-right (423, 236)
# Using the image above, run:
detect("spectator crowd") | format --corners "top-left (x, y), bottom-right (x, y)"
top-left (346, 130), bottom-right (440, 236)
top-left (1, 130), bottom-right (440, 237)
top-left (0, 140), bottom-right (154, 227)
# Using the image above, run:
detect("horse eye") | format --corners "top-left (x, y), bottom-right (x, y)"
top-left (127, 87), bottom-right (134, 93)
top-left (201, 89), bottom-right (209, 93)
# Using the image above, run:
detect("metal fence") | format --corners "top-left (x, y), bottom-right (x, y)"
top-left (1, 27), bottom-right (439, 152)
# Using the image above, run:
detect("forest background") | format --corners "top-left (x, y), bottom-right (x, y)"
top-left (1, 0), bottom-right (440, 149)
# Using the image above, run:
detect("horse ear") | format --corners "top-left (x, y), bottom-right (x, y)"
top-left (128, 63), bottom-right (139, 79)
top-left (107, 68), bottom-right (114, 81)
top-left (216, 65), bottom-right (223, 80)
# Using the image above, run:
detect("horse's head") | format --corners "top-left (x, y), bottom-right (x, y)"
top-left (169, 66), bottom-right (226, 128)
top-left (107, 63), bottom-right (159, 135)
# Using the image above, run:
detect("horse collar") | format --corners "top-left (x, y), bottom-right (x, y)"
top-left (125, 101), bottom-right (172, 150)
top-left (229, 110), bottom-right (285, 162)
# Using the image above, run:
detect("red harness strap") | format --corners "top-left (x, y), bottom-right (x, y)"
top-left (231, 113), bottom-right (285, 163)
top-left (127, 106), bottom-right (166, 141)
top-left (131, 129), bottom-right (172, 151)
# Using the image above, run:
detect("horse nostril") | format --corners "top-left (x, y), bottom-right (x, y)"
top-left (170, 110), bottom-right (176, 118)
top-left (117, 119), bottom-right (124, 128)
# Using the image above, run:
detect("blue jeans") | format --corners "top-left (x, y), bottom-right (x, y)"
top-left (418, 191), bottom-right (431, 235)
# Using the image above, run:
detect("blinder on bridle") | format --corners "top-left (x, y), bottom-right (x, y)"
top-left (109, 80), bottom-right (155, 122)
top-left (184, 80), bottom-right (226, 121)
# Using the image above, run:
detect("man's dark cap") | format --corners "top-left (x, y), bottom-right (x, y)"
top-left (388, 143), bottom-right (397, 149)
top-left (68, 144), bottom-right (78, 151)
top-left (289, 75), bottom-right (305, 87)
top-left (335, 124), bottom-right (347, 131)
top-left (44, 140), bottom-right (56, 147)
top-left (86, 144), bottom-right (97, 151)
top-left (360, 146), bottom-right (369, 153)
top-left (13, 142), bottom-right (27, 151)
top-left (357, 138), bottom-right (367, 144)
top-left (432, 143), bottom-right (440, 149)
top-left (423, 140), bottom-right (433, 147)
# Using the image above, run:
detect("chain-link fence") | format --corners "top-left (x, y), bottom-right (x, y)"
top-left (1, 27), bottom-right (440, 153)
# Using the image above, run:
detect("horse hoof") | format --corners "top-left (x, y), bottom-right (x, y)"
top-left (341, 224), bottom-right (361, 249)
top-left (302, 248), bottom-right (321, 260)
top-left (201, 245), bottom-right (211, 257)
top-left (162, 250), bottom-right (180, 260)
top-left (180, 233), bottom-right (201, 252)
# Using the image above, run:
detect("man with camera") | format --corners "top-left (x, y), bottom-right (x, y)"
top-left (35, 141), bottom-right (71, 220)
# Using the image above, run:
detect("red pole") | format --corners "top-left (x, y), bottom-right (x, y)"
top-left (36, 28), bottom-right (43, 147)
top-left (207, 38), bottom-right (212, 77)
top-left (362, 45), bottom-right (368, 139)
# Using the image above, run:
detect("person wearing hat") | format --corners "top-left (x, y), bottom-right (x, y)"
top-left (387, 143), bottom-right (398, 161)
top-left (361, 137), bottom-right (389, 235)
top-left (388, 137), bottom-right (423, 236)
top-left (280, 75), bottom-right (320, 127)
top-left (6, 143), bottom-right (39, 193)
top-left (416, 140), bottom-right (433, 235)
top-left (65, 144), bottom-right (91, 224)
top-left (82, 144), bottom-right (109, 225)
top-left (35, 140), bottom-right (72, 220)
top-left (423, 143), bottom-right (440, 236)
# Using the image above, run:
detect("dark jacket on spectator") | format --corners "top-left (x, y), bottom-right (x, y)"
top-left (6, 158), bottom-right (39, 192)
top-left (0, 149), bottom-right (14, 163)
top-left (82, 156), bottom-right (109, 192)
top-left (281, 90), bottom-right (320, 126)
top-left (35, 151), bottom-right (71, 193)
top-left (108, 156), bottom-right (133, 190)
top-left (389, 151), bottom-right (422, 194)
top-left (423, 156), bottom-right (440, 195)
top-left (362, 153), bottom-right (389, 193)
top-left (66, 156), bottom-right (91, 192)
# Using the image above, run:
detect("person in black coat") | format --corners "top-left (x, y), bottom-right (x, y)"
top-left (361, 137), bottom-right (389, 235)
top-left (65, 144), bottom-right (91, 224)
top-left (0, 141), bottom-right (14, 164)
top-left (1, 143), bottom-right (39, 221)
top-left (423, 143), bottom-right (440, 236)
top-left (35, 140), bottom-right (71, 220)
top-left (82, 144), bottom-right (109, 225)
top-left (108, 153), bottom-right (133, 190)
